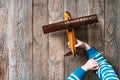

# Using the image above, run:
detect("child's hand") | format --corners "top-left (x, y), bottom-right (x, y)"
top-left (68, 39), bottom-right (91, 50)
top-left (81, 59), bottom-right (99, 71)
top-left (75, 39), bottom-right (91, 50)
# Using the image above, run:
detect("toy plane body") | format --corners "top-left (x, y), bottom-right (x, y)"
top-left (63, 12), bottom-right (76, 56)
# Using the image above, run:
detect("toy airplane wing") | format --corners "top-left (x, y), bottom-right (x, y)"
top-left (43, 13), bottom-right (98, 34)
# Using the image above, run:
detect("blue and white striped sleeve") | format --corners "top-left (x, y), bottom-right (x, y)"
top-left (66, 67), bottom-right (87, 80)
top-left (86, 47), bottom-right (119, 80)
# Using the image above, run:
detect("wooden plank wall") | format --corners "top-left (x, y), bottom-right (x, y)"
top-left (0, 0), bottom-right (8, 80)
top-left (33, 0), bottom-right (48, 80)
top-left (7, 0), bottom-right (33, 80)
top-left (0, 0), bottom-right (120, 80)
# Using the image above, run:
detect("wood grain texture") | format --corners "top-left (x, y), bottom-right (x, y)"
top-left (88, 0), bottom-right (105, 80)
top-left (0, 50), bottom-right (8, 80)
top-left (88, 0), bottom-right (104, 52)
top-left (0, 0), bottom-right (120, 80)
top-left (105, 0), bottom-right (120, 78)
top-left (7, 0), bottom-right (32, 80)
top-left (48, 0), bottom-right (64, 80)
top-left (32, 0), bottom-right (49, 80)
top-left (0, 0), bottom-right (8, 80)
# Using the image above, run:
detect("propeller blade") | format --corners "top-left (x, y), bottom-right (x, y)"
top-left (64, 51), bottom-right (73, 57)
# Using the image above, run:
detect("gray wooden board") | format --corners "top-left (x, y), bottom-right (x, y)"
top-left (0, 0), bottom-right (8, 80)
top-left (32, 0), bottom-right (49, 80)
top-left (105, 0), bottom-right (120, 78)
top-left (48, 0), bottom-right (65, 80)
top-left (7, 0), bottom-right (32, 80)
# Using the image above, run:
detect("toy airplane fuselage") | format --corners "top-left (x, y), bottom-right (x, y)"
top-left (42, 11), bottom-right (98, 57)
top-left (63, 12), bottom-right (76, 56)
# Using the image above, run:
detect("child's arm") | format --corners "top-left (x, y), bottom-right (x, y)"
top-left (76, 39), bottom-right (119, 80)
top-left (86, 47), bottom-right (119, 79)
top-left (66, 59), bottom-right (99, 80)
top-left (66, 66), bottom-right (86, 80)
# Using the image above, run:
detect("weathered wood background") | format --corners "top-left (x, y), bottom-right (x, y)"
top-left (0, 0), bottom-right (120, 80)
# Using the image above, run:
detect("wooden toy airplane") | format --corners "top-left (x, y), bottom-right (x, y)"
top-left (42, 11), bottom-right (98, 57)
top-left (63, 12), bottom-right (76, 56)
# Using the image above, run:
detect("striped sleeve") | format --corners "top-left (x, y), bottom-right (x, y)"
top-left (66, 67), bottom-right (87, 80)
top-left (86, 47), bottom-right (119, 80)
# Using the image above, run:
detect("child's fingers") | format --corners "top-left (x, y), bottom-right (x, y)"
top-left (91, 59), bottom-right (97, 62)
top-left (68, 46), bottom-right (70, 49)
top-left (94, 62), bottom-right (99, 66)
top-left (93, 60), bottom-right (98, 64)
top-left (91, 59), bottom-right (98, 63)
top-left (67, 42), bottom-right (70, 48)
top-left (68, 42), bottom-right (69, 46)
top-left (76, 39), bottom-right (79, 43)
top-left (76, 39), bottom-right (83, 44)
top-left (94, 66), bottom-right (99, 70)
top-left (75, 40), bottom-right (82, 47)
top-left (75, 43), bottom-right (80, 47)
